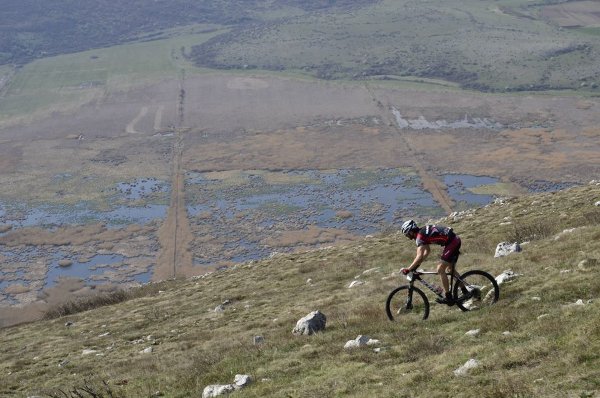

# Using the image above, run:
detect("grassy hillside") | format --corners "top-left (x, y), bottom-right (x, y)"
top-left (191, 0), bottom-right (600, 92)
top-left (1, 184), bottom-right (599, 397)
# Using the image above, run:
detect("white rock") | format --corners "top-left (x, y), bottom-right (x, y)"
top-left (344, 335), bottom-right (371, 349)
top-left (292, 310), bottom-right (327, 336)
top-left (453, 359), bottom-right (481, 376)
top-left (531, 296), bottom-right (541, 301)
top-left (495, 270), bottom-right (520, 285)
top-left (348, 280), bottom-right (365, 288)
top-left (306, 278), bottom-right (313, 285)
top-left (495, 242), bottom-right (521, 258)
top-left (502, 331), bottom-right (511, 336)
top-left (595, 201), bottom-right (600, 206)
top-left (202, 385), bottom-right (235, 398)
top-left (234, 374), bottom-right (252, 388)
top-left (538, 314), bottom-right (550, 320)
top-left (81, 349), bottom-right (98, 356)
top-left (140, 347), bottom-right (153, 354)
top-left (465, 329), bottom-right (480, 337)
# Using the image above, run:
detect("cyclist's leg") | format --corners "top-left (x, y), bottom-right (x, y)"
top-left (436, 260), bottom-right (452, 294)
top-left (440, 237), bottom-right (462, 294)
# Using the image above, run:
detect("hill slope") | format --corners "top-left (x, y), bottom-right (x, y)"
top-left (1, 184), bottom-right (599, 397)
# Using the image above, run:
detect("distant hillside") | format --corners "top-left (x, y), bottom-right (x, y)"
top-left (1, 184), bottom-right (599, 397)
top-left (190, 0), bottom-right (600, 92)
top-left (0, 0), bottom-right (375, 65)
top-left (2, 0), bottom-right (600, 92)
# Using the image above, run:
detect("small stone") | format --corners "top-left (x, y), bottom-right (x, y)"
top-left (234, 374), bottom-right (252, 388)
top-left (82, 349), bottom-right (98, 356)
top-left (496, 270), bottom-right (520, 285)
top-left (202, 384), bottom-right (235, 398)
top-left (495, 242), bottom-right (521, 258)
top-left (344, 335), bottom-right (371, 349)
top-left (140, 347), bottom-right (153, 354)
top-left (465, 329), bottom-right (480, 337)
top-left (253, 336), bottom-right (264, 345)
top-left (502, 331), bottom-right (511, 336)
top-left (538, 314), bottom-right (550, 320)
top-left (348, 280), bottom-right (365, 288)
top-left (454, 359), bottom-right (480, 376)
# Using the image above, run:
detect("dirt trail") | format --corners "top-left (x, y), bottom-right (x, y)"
top-left (154, 74), bottom-right (195, 280)
top-left (364, 84), bottom-right (454, 214)
top-left (126, 106), bottom-right (148, 134)
top-left (154, 105), bottom-right (164, 132)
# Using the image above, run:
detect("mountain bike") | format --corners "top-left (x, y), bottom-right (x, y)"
top-left (385, 266), bottom-right (500, 321)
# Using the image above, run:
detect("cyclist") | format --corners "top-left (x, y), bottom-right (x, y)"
top-left (399, 220), bottom-right (463, 305)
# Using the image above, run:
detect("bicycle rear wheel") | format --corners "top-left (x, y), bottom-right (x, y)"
top-left (386, 285), bottom-right (430, 321)
top-left (454, 270), bottom-right (499, 312)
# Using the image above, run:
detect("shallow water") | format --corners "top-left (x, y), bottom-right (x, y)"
top-left (443, 174), bottom-right (500, 205)
top-left (46, 253), bottom-right (128, 288)
top-left (0, 177), bottom-right (169, 230)
top-left (186, 169), bottom-right (500, 265)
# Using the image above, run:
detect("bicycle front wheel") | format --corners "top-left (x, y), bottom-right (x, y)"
top-left (454, 270), bottom-right (499, 312)
top-left (386, 285), bottom-right (430, 321)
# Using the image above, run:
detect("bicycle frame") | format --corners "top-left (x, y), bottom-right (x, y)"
top-left (407, 263), bottom-right (461, 300)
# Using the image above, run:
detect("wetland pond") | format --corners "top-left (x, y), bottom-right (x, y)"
top-left (1, 170), bottom-right (506, 307)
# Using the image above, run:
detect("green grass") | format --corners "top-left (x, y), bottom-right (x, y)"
top-left (2, 185), bottom-right (599, 396)
top-left (0, 25), bottom-right (226, 122)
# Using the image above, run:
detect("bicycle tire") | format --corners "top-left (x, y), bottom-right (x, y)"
top-left (453, 270), bottom-right (499, 312)
top-left (386, 285), bottom-right (430, 321)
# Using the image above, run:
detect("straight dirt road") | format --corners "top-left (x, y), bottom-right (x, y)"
top-left (154, 74), bottom-right (195, 280)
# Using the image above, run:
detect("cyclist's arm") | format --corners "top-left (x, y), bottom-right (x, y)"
top-left (408, 244), bottom-right (429, 271)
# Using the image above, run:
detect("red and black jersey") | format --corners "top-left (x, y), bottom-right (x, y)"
top-left (415, 225), bottom-right (456, 247)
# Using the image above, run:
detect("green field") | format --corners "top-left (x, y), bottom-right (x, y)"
top-left (0, 25), bottom-right (226, 123)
